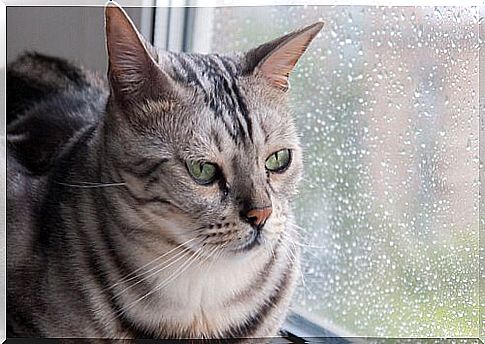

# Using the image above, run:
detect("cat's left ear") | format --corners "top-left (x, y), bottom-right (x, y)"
top-left (244, 22), bottom-right (324, 92)
top-left (105, 1), bottom-right (173, 105)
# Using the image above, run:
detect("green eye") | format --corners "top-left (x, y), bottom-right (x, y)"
top-left (265, 149), bottom-right (291, 173)
top-left (186, 160), bottom-right (218, 184)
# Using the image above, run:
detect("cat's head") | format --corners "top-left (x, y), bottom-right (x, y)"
top-left (102, 3), bottom-right (322, 258)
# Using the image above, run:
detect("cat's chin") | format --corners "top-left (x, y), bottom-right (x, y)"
top-left (226, 246), bottom-right (263, 261)
top-left (232, 232), bottom-right (262, 253)
top-left (225, 231), bottom-right (275, 260)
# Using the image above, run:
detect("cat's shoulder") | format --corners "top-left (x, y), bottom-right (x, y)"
top-left (7, 52), bottom-right (108, 175)
top-left (7, 52), bottom-right (106, 120)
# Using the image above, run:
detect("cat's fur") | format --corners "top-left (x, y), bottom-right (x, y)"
top-left (7, 3), bottom-right (322, 339)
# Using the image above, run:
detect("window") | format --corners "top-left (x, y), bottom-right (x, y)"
top-left (4, 2), bottom-right (481, 340)
top-left (158, 4), bottom-right (481, 338)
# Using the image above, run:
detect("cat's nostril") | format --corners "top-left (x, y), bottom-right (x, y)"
top-left (245, 206), bottom-right (272, 229)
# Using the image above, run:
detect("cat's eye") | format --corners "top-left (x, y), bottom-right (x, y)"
top-left (265, 149), bottom-right (292, 173)
top-left (186, 160), bottom-right (219, 185)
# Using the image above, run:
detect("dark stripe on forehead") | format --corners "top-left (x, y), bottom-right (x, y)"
top-left (231, 82), bottom-right (253, 143)
top-left (216, 63), bottom-right (250, 142)
top-left (177, 54), bottom-right (240, 143)
top-left (202, 54), bottom-right (223, 79)
top-left (173, 54), bottom-right (205, 91)
top-left (218, 55), bottom-right (240, 75)
top-left (216, 55), bottom-right (253, 144)
top-left (166, 53), bottom-right (190, 84)
top-left (169, 52), bottom-right (255, 145)
top-left (206, 56), bottom-right (248, 144)
top-left (212, 55), bottom-right (254, 144)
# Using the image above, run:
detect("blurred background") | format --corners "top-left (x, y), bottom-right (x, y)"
top-left (7, 3), bottom-right (153, 72)
top-left (6, 2), bottom-right (481, 339)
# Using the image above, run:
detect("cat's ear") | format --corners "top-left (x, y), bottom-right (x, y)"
top-left (244, 22), bottom-right (323, 92)
top-left (105, 2), bottom-right (171, 104)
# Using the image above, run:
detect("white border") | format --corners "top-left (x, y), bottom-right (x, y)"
top-left (2, 1), bottom-right (483, 342)
top-left (0, 0), bottom-right (6, 341)
top-left (2, 0), bottom-right (485, 6)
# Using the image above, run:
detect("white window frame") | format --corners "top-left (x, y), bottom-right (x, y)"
top-left (152, 0), bottom-right (215, 52)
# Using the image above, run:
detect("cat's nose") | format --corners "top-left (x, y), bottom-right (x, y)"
top-left (244, 206), bottom-right (272, 229)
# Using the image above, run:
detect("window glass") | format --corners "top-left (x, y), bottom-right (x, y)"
top-left (207, 6), bottom-right (479, 337)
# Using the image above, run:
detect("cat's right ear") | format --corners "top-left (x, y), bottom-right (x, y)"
top-left (244, 22), bottom-right (323, 92)
top-left (105, 1), bottom-right (172, 106)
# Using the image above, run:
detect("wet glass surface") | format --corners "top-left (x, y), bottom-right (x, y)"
top-left (208, 6), bottom-right (479, 337)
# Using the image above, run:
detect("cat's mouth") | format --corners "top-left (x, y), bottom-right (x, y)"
top-left (232, 229), bottom-right (262, 253)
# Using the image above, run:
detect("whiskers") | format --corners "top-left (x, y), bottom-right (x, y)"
top-left (103, 236), bottom-right (226, 328)
top-left (282, 224), bottom-right (325, 301)
top-left (54, 180), bottom-right (126, 188)
top-left (286, 223), bottom-right (326, 250)
top-left (260, 235), bottom-right (276, 261)
top-left (105, 237), bottom-right (198, 298)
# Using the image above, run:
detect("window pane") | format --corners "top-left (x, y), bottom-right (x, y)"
top-left (208, 6), bottom-right (479, 337)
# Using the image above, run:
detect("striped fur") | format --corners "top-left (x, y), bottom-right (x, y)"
top-left (7, 3), bottom-right (321, 340)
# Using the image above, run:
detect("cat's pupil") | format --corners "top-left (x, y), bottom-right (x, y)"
top-left (265, 149), bottom-right (291, 172)
top-left (187, 160), bottom-right (218, 184)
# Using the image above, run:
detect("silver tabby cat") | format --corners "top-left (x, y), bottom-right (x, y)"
top-left (7, 2), bottom-right (322, 340)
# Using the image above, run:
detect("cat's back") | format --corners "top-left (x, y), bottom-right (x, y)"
top-left (6, 54), bottom-right (109, 336)
top-left (6, 52), bottom-right (108, 298)
top-left (7, 52), bottom-right (107, 123)
top-left (7, 52), bottom-right (108, 174)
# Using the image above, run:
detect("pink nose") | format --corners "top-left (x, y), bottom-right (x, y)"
top-left (246, 207), bottom-right (272, 228)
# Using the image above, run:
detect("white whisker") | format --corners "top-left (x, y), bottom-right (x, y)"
top-left (106, 237), bottom-right (197, 292)
top-left (279, 236), bottom-right (315, 300)
top-left (112, 248), bottom-right (193, 300)
top-left (54, 181), bottom-right (126, 188)
top-left (285, 225), bottom-right (326, 250)
top-left (115, 247), bottom-right (205, 320)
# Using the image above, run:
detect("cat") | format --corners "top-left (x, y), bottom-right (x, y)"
top-left (7, 2), bottom-right (322, 340)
